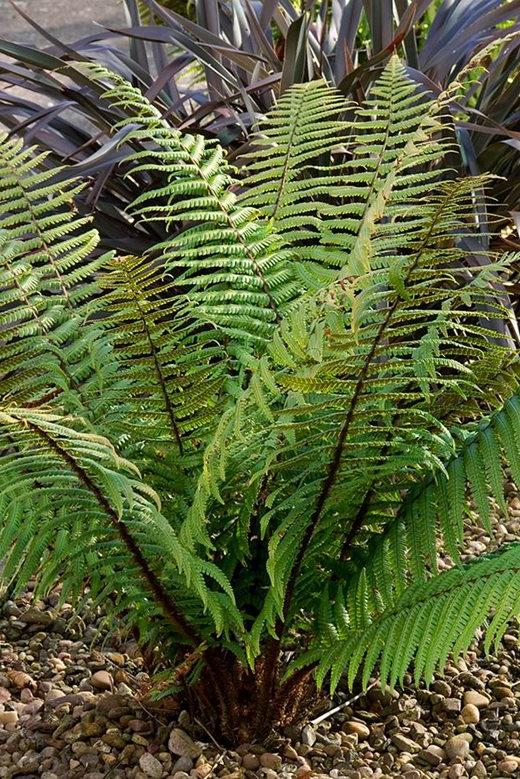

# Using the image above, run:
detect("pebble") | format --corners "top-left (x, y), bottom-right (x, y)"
top-left (343, 720), bottom-right (371, 739)
top-left (419, 745), bottom-right (445, 766)
top-left (445, 735), bottom-right (471, 761)
top-left (283, 744), bottom-right (299, 760)
top-left (7, 669), bottom-right (35, 689)
top-left (168, 728), bottom-right (200, 758)
top-left (390, 733), bottom-right (420, 752)
top-left (20, 606), bottom-right (54, 626)
top-left (173, 756), bottom-right (194, 772)
top-left (432, 680), bottom-right (452, 696)
top-left (448, 766), bottom-right (465, 779)
top-left (463, 690), bottom-right (490, 708)
top-left (461, 703), bottom-right (480, 724)
top-left (139, 753), bottom-right (164, 778)
top-left (241, 753), bottom-right (260, 769)
top-left (497, 757), bottom-right (519, 774)
top-left (259, 753), bottom-right (282, 770)
top-left (90, 670), bottom-right (113, 690)
top-left (194, 762), bottom-right (212, 778)
top-left (301, 723), bottom-right (316, 746)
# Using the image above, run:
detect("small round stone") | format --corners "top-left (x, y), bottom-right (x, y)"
top-left (461, 703), bottom-right (480, 724)
top-left (463, 690), bottom-right (490, 708)
top-left (343, 720), bottom-right (371, 739)
top-left (497, 757), bottom-right (519, 775)
top-left (259, 753), bottom-right (282, 770)
top-left (241, 754), bottom-right (260, 770)
top-left (448, 766), bottom-right (465, 779)
top-left (445, 735), bottom-right (470, 761)
top-left (172, 756), bottom-right (194, 773)
top-left (138, 752), bottom-right (164, 778)
top-left (90, 670), bottom-right (113, 690)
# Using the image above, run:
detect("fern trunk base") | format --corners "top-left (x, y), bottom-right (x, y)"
top-left (184, 649), bottom-right (318, 745)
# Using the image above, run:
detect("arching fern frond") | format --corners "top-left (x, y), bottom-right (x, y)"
top-left (0, 407), bottom-right (241, 640)
top-left (308, 542), bottom-right (520, 693)
top-left (0, 133), bottom-right (118, 421)
top-left (0, 135), bottom-right (102, 309)
top-left (333, 391), bottom-right (520, 626)
top-left (81, 66), bottom-right (300, 347)
top-left (99, 254), bottom-right (224, 453)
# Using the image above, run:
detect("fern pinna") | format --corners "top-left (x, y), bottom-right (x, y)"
top-left (1, 56), bottom-right (520, 742)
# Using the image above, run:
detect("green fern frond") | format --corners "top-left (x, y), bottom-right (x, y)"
top-left (338, 391), bottom-right (520, 626)
top-left (241, 80), bottom-right (347, 252)
top-left (0, 133), bottom-right (118, 420)
top-left (0, 407), bottom-right (241, 639)
top-left (99, 254), bottom-right (223, 452)
top-left (81, 66), bottom-right (300, 346)
top-left (310, 543), bottom-right (520, 692)
top-left (319, 56), bottom-right (452, 276)
top-left (240, 56), bottom-right (455, 283)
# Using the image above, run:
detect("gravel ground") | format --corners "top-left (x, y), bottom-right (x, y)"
top-left (1, 494), bottom-right (520, 778)
top-left (0, 0), bottom-right (123, 45)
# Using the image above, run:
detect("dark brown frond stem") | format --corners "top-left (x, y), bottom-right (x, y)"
top-left (28, 421), bottom-right (199, 644)
top-left (280, 300), bottom-right (399, 621)
top-left (121, 262), bottom-right (184, 454)
top-left (279, 181), bottom-right (466, 634)
top-left (254, 636), bottom-right (281, 731)
top-left (25, 389), bottom-right (63, 408)
top-left (339, 487), bottom-right (375, 562)
top-left (270, 663), bottom-right (318, 724)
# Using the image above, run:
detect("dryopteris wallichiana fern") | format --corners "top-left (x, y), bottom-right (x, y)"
top-left (2, 55), bottom-right (520, 743)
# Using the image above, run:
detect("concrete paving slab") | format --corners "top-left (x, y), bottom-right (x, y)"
top-left (0, 0), bottom-right (123, 45)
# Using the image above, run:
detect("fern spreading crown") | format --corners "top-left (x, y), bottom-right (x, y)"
top-left (1, 56), bottom-right (520, 712)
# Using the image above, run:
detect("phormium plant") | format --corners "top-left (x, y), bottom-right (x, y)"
top-left (2, 57), bottom-right (520, 743)
top-left (2, 0), bottom-right (520, 237)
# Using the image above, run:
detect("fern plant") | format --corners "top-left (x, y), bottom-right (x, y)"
top-left (2, 56), bottom-right (520, 743)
